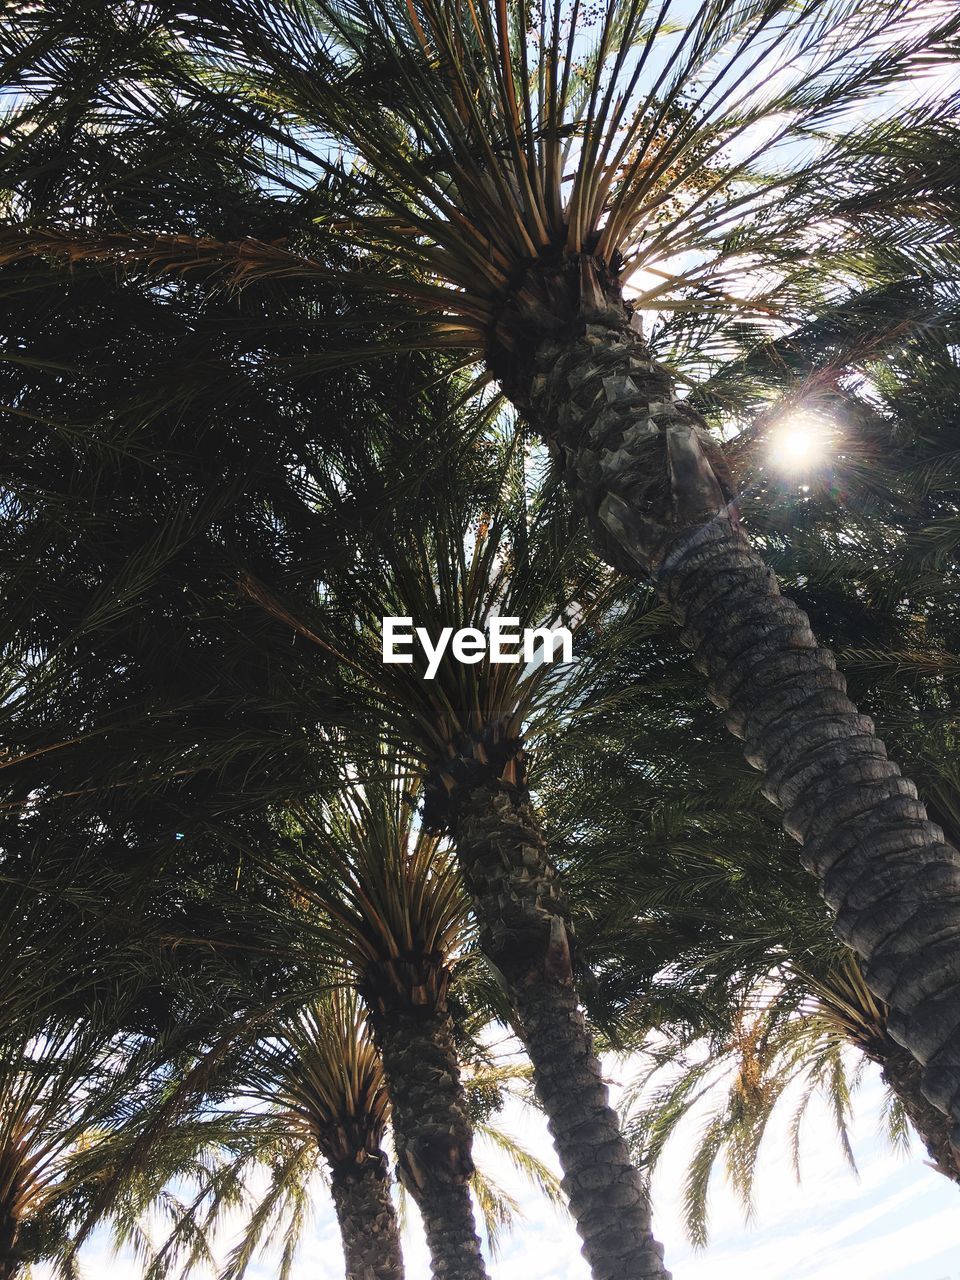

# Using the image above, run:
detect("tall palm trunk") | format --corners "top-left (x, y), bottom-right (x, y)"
top-left (0, 1153), bottom-right (21, 1280)
top-left (0, 1224), bottom-right (19, 1280)
top-left (880, 1042), bottom-right (960, 1184)
top-left (452, 776), bottom-right (670, 1280)
top-left (816, 961), bottom-right (960, 1184)
top-left (329, 1153), bottom-right (406, 1280)
top-left (365, 987), bottom-right (489, 1280)
top-left (499, 265), bottom-right (960, 1134)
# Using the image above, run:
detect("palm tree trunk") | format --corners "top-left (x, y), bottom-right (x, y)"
top-left (521, 294), bottom-right (960, 1135)
top-left (880, 1041), bottom-right (960, 1184)
top-left (0, 1195), bottom-right (19, 1280)
top-left (0, 1233), bottom-right (19, 1279)
top-left (453, 778), bottom-right (670, 1280)
top-left (329, 1154), bottom-right (407, 1280)
top-left (369, 1003), bottom-right (489, 1280)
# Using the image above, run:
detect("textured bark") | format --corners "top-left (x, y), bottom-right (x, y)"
top-left (518, 283), bottom-right (960, 1136)
top-left (454, 780), bottom-right (671, 1280)
top-left (881, 1041), bottom-right (960, 1184)
top-left (330, 1155), bottom-right (407, 1280)
top-left (0, 1178), bottom-right (20, 1280)
top-left (369, 1002), bottom-right (489, 1280)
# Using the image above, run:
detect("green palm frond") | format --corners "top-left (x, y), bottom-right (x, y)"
top-left (218, 1139), bottom-right (317, 1280)
top-left (469, 1164), bottom-right (521, 1261)
top-left (229, 760), bottom-right (481, 1007)
top-left (239, 988), bottom-right (390, 1169)
top-left (5, 0), bottom-right (958, 360)
top-left (621, 955), bottom-right (894, 1247)
top-left (475, 1123), bottom-right (564, 1213)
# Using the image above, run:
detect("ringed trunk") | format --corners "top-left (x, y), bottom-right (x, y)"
top-left (0, 1231), bottom-right (19, 1280)
top-left (494, 259), bottom-right (960, 1136)
top-left (453, 777), bottom-right (671, 1280)
top-left (329, 1154), bottom-right (407, 1280)
top-left (0, 1169), bottom-right (21, 1280)
top-left (880, 1041), bottom-right (960, 1184)
top-left (368, 1000), bottom-right (489, 1280)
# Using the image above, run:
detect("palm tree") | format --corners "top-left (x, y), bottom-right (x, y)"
top-left (623, 953), bottom-right (959, 1250)
top-left (0, 857), bottom-right (252, 1278)
top-left (229, 991), bottom-right (406, 1280)
top-left (7, 0), bottom-right (960, 1141)
top-left (268, 771), bottom-right (493, 1280)
top-left (0, 54), bottom-right (582, 1273)
top-left (0, 102), bottom-right (545, 1277)
top-left (233, 432), bottom-right (676, 1278)
top-left (530, 329), bottom-right (960, 1199)
top-left (205, 989), bottom-right (563, 1280)
top-left (14, 807), bottom-right (560, 1280)
top-left (0, 976), bottom-right (219, 1280)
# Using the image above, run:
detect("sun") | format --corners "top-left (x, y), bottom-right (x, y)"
top-left (769, 411), bottom-right (834, 473)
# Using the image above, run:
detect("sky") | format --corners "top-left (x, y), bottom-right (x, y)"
top-left (43, 1059), bottom-right (960, 1280)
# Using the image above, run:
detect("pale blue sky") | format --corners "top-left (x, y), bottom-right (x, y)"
top-left (48, 1061), bottom-right (960, 1280)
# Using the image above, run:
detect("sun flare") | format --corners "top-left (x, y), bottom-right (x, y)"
top-left (769, 411), bottom-right (834, 473)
